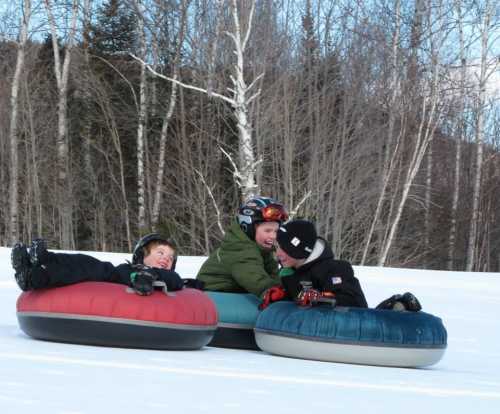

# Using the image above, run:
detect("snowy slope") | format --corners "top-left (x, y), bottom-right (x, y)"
top-left (1, 246), bottom-right (499, 413)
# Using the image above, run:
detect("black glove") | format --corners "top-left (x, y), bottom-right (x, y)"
top-left (130, 267), bottom-right (158, 296)
top-left (183, 278), bottom-right (205, 290)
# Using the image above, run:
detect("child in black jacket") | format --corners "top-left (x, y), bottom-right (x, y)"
top-left (261, 219), bottom-right (421, 312)
top-left (11, 233), bottom-right (184, 296)
top-left (272, 220), bottom-right (368, 308)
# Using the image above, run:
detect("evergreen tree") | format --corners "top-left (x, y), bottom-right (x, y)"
top-left (90, 0), bottom-right (138, 57)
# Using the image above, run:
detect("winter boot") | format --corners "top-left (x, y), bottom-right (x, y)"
top-left (11, 243), bottom-right (33, 291)
top-left (29, 238), bottom-right (49, 267)
top-left (401, 292), bottom-right (422, 312)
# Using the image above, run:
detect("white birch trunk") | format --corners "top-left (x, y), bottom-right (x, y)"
top-left (466, 1), bottom-right (492, 271)
top-left (24, 78), bottom-right (43, 238)
top-left (150, 6), bottom-right (160, 119)
top-left (379, 102), bottom-right (439, 266)
top-left (83, 0), bottom-right (95, 194)
top-left (419, 0), bottom-right (430, 265)
top-left (447, 0), bottom-right (466, 270)
top-left (424, 140), bottom-right (432, 261)
top-left (151, 79), bottom-right (178, 230)
top-left (378, 38), bottom-right (445, 266)
top-left (135, 0), bottom-right (148, 233)
top-left (447, 121), bottom-right (463, 270)
top-left (229, 0), bottom-right (258, 201)
top-left (151, 1), bottom-right (188, 230)
top-left (44, 0), bottom-right (78, 248)
top-left (8, 0), bottom-right (31, 244)
top-left (360, 0), bottom-right (400, 265)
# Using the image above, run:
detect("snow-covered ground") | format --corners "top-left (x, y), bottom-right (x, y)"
top-left (1, 246), bottom-right (499, 413)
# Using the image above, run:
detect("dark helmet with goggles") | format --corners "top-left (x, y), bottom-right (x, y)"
top-left (237, 196), bottom-right (288, 240)
top-left (132, 233), bottom-right (177, 270)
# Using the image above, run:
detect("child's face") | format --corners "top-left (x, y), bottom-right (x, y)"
top-left (254, 221), bottom-right (279, 250)
top-left (276, 246), bottom-right (303, 268)
top-left (143, 244), bottom-right (175, 270)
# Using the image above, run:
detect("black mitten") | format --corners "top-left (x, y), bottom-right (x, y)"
top-left (183, 278), bottom-right (205, 290)
top-left (130, 268), bottom-right (158, 296)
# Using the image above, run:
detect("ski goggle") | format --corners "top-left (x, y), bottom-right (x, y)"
top-left (261, 204), bottom-right (289, 222)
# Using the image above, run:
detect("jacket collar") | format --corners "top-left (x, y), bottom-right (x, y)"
top-left (303, 239), bottom-right (325, 265)
top-left (297, 238), bottom-right (334, 270)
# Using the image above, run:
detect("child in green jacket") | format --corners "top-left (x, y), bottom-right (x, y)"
top-left (197, 197), bottom-right (288, 298)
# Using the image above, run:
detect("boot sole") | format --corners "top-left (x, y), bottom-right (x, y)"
top-left (11, 244), bottom-right (31, 291)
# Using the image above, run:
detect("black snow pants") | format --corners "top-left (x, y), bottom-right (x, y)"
top-left (30, 252), bottom-right (130, 289)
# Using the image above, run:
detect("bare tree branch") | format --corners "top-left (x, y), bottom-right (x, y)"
top-left (129, 53), bottom-right (235, 106)
top-left (194, 169), bottom-right (225, 236)
top-left (289, 190), bottom-right (312, 219)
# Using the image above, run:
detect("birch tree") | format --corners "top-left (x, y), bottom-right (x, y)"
top-left (360, 0), bottom-right (401, 265)
top-left (378, 1), bottom-right (449, 266)
top-left (44, 0), bottom-right (79, 248)
top-left (416, 0), bottom-right (433, 264)
top-left (447, 0), bottom-right (468, 270)
top-left (8, 0), bottom-right (31, 244)
top-left (466, 0), bottom-right (496, 271)
top-left (133, 0), bottom-right (148, 233)
top-left (150, 0), bottom-right (188, 231)
top-left (227, 0), bottom-right (261, 201)
top-left (132, 0), bottom-right (262, 202)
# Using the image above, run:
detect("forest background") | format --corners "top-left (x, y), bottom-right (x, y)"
top-left (0, 0), bottom-right (499, 271)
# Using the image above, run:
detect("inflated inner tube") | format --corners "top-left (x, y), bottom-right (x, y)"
top-left (255, 301), bottom-right (447, 367)
top-left (17, 281), bottom-right (218, 350)
top-left (205, 291), bottom-right (261, 350)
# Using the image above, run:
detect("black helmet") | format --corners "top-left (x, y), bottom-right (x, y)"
top-left (132, 233), bottom-right (177, 270)
top-left (237, 196), bottom-right (288, 239)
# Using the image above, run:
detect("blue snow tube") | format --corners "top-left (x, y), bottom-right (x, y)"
top-left (205, 292), bottom-right (261, 350)
top-left (254, 301), bottom-right (447, 367)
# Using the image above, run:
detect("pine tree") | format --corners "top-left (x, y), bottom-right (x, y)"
top-left (90, 0), bottom-right (138, 57)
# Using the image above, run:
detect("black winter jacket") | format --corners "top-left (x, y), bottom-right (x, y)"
top-left (31, 252), bottom-right (184, 291)
top-left (280, 238), bottom-right (368, 308)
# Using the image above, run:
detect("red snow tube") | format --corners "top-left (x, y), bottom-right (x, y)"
top-left (17, 282), bottom-right (218, 350)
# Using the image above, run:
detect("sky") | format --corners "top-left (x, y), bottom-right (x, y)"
top-left (1, 246), bottom-right (500, 413)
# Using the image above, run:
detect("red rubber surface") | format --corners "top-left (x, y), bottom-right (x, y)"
top-left (17, 282), bottom-right (217, 326)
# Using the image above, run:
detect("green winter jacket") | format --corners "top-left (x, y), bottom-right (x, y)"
top-left (197, 220), bottom-right (280, 297)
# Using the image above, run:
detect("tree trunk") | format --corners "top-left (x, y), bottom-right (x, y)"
top-left (151, 0), bottom-right (188, 230)
top-left (360, 0), bottom-right (401, 265)
top-left (424, 140), bottom-right (432, 264)
top-left (378, 24), bottom-right (445, 266)
top-left (24, 77), bottom-right (43, 238)
top-left (44, 0), bottom-right (78, 248)
top-left (447, 0), bottom-right (466, 270)
top-left (466, 0), bottom-right (492, 271)
top-left (230, 0), bottom-right (259, 201)
top-left (8, 0), bottom-right (31, 244)
top-left (135, 0), bottom-right (148, 233)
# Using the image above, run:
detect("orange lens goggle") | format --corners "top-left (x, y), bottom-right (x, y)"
top-left (261, 204), bottom-right (289, 222)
